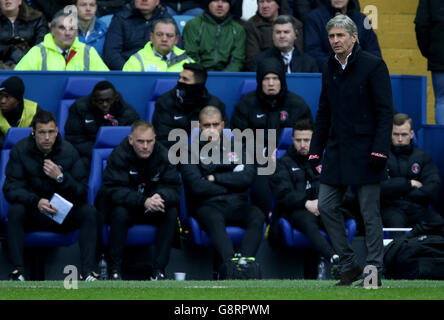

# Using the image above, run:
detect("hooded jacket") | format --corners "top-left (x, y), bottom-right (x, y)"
top-left (231, 58), bottom-right (313, 149)
top-left (102, 4), bottom-right (172, 70)
top-left (77, 17), bottom-right (108, 57)
top-left (153, 83), bottom-right (229, 149)
top-left (183, 7), bottom-right (246, 71)
top-left (64, 93), bottom-right (140, 159)
top-left (0, 3), bottom-right (48, 65)
top-left (3, 134), bottom-right (89, 208)
top-left (304, 0), bottom-right (381, 68)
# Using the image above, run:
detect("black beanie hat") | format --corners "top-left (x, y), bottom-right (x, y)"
top-left (0, 76), bottom-right (25, 101)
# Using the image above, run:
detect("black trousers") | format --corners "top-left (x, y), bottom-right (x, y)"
top-left (287, 209), bottom-right (335, 260)
top-left (7, 202), bottom-right (97, 277)
top-left (195, 200), bottom-right (265, 261)
top-left (381, 201), bottom-right (444, 237)
top-left (251, 174), bottom-right (272, 216)
top-left (108, 205), bottom-right (177, 273)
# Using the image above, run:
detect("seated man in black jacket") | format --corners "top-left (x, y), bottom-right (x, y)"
top-left (381, 113), bottom-right (444, 236)
top-left (152, 62), bottom-right (228, 150)
top-left (96, 120), bottom-right (182, 280)
top-left (64, 80), bottom-right (140, 162)
top-left (181, 106), bottom-right (265, 277)
top-left (252, 15), bottom-right (319, 73)
top-left (231, 57), bottom-right (312, 216)
top-left (4, 111), bottom-right (98, 281)
top-left (270, 118), bottom-right (338, 279)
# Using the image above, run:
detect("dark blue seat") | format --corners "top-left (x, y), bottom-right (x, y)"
top-left (0, 149), bottom-right (78, 247)
top-left (146, 79), bottom-right (177, 122)
top-left (238, 80), bottom-right (256, 100)
top-left (2, 127), bottom-right (32, 150)
top-left (278, 217), bottom-right (357, 248)
top-left (58, 77), bottom-right (106, 138)
top-left (89, 126), bottom-right (159, 246)
top-left (172, 15), bottom-right (194, 35)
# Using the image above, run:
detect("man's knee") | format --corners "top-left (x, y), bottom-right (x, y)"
top-left (110, 206), bottom-right (131, 224)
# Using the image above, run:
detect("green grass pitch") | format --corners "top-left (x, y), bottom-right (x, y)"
top-left (1, 279), bottom-right (444, 300)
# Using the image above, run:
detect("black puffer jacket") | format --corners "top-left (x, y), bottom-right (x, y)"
top-left (3, 135), bottom-right (89, 208)
top-left (96, 139), bottom-right (182, 211)
top-left (0, 3), bottom-right (48, 65)
top-left (64, 93), bottom-right (140, 160)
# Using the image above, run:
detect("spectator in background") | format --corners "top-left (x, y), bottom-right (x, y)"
top-left (252, 15), bottom-right (318, 72)
top-left (65, 80), bottom-right (140, 162)
top-left (15, 9), bottom-right (109, 71)
top-left (231, 57), bottom-right (312, 217)
top-left (269, 118), bottom-right (339, 280)
top-left (0, 0), bottom-right (48, 69)
top-left (122, 18), bottom-right (193, 71)
top-left (74, 0), bottom-right (108, 57)
top-left (152, 62), bottom-right (228, 149)
top-left (183, 0), bottom-right (246, 72)
top-left (181, 106), bottom-right (265, 278)
top-left (96, 0), bottom-right (131, 17)
top-left (4, 110), bottom-right (98, 282)
top-left (244, 0), bottom-right (303, 71)
top-left (304, 0), bottom-right (380, 68)
top-left (102, 0), bottom-right (172, 70)
top-left (381, 113), bottom-right (444, 235)
top-left (292, 0), bottom-right (359, 23)
top-left (25, 0), bottom-right (71, 22)
top-left (95, 120), bottom-right (182, 280)
top-left (415, 0), bottom-right (444, 125)
top-left (230, 0), bottom-right (291, 23)
top-left (162, 0), bottom-right (204, 16)
top-left (0, 76), bottom-right (42, 150)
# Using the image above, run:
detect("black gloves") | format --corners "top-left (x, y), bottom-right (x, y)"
top-left (370, 152), bottom-right (387, 171)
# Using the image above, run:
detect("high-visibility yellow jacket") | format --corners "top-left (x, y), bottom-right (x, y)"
top-left (0, 99), bottom-right (38, 136)
top-left (122, 42), bottom-right (193, 72)
top-left (14, 33), bottom-right (109, 71)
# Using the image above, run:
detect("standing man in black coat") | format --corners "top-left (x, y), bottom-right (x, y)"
top-left (415, 0), bottom-right (444, 124)
top-left (308, 14), bottom-right (393, 287)
top-left (65, 80), bottom-right (140, 162)
top-left (231, 57), bottom-right (312, 217)
top-left (152, 62), bottom-right (228, 150)
top-left (381, 113), bottom-right (444, 234)
top-left (95, 120), bottom-right (182, 280)
top-left (4, 111), bottom-right (98, 281)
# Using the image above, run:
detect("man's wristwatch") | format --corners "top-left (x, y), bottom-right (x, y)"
top-left (56, 173), bottom-right (64, 183)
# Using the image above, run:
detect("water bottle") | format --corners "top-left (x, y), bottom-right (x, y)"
top-left (98, 254), bottom-right (108, 280)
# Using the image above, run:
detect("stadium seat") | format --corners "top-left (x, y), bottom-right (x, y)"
top-left (0, 149), bottom-right (78, 247)
top-left (173, 15), bottom-right (194, 35)
top-left (238, 80), bottom-right (256, 100)
top-left (2, 127), bottom-right (32, 150)
top-left (278, 217), bottom-right (357, 248)
top-left (57, 99), bottom-right (75, 138)
top-left (89, 126), bottom-right (159, 246)
top-left (145, 79), bottom-right (177, 122)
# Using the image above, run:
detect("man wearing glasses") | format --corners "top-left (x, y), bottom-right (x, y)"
top-left (4, 110), bottom-right (99, 281)
top-left (123, 18), bottom-right (193, 72)
top-left (64, 80), bottom-right (140, 162)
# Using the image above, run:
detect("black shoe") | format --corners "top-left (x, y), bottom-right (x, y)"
top-left (110, 271), bottom-right (122, 281)
top-left (150, 269), bottom-right (166, 281)
top-left (84, 272), bottom-right (99, 282)
top-left (335, 266), bottom-right (362, 286)
top-left (9, 270), bottom-right (25, 281)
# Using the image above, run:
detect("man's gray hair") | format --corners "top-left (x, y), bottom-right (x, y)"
top-left (326, 14), bottom-right (359, 40)
top-left (273, 15), bottom-right (301, 34)
top-left (152, 18), bottom-right (180, 36)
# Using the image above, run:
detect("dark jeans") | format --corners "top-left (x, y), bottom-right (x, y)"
top-left (195, 200), bottom-right (265, 261)
top-left (287, 208), bottom-right (335, 260)
top-left (318, 183), bottom-right (383, 273)
top-left (108, 205), bottom-right (178, 273)
top-left (7, 202), bottom-right (97, 277)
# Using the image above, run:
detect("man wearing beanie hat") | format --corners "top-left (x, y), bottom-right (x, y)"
top-left (183, 0), bottom-right (246, 71)
top-left (244, 0), bottom-right (303, 71)
top-left (0, 76), bottom-right (41, 150)
top-left (231, 57), bottom-right (312, 216)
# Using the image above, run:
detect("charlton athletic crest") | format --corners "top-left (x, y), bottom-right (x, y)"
top-left (228, 152), bottom-right (239, 162)
top-left (411, 162), bottom-right (420, 174)
top-left (280, 110), bottom-right (288, 121)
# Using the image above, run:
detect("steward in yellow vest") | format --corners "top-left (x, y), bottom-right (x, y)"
top-left (14, 10), bottom-right (109, 72)
top-left (0, 76), bottom-right (41, 150)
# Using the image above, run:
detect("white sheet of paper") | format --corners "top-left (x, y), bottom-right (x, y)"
top-left (48, 193), bottom-right (73, 224)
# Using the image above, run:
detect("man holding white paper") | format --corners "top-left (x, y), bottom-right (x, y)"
top-left (3, 111), bottom-right (98, 282)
